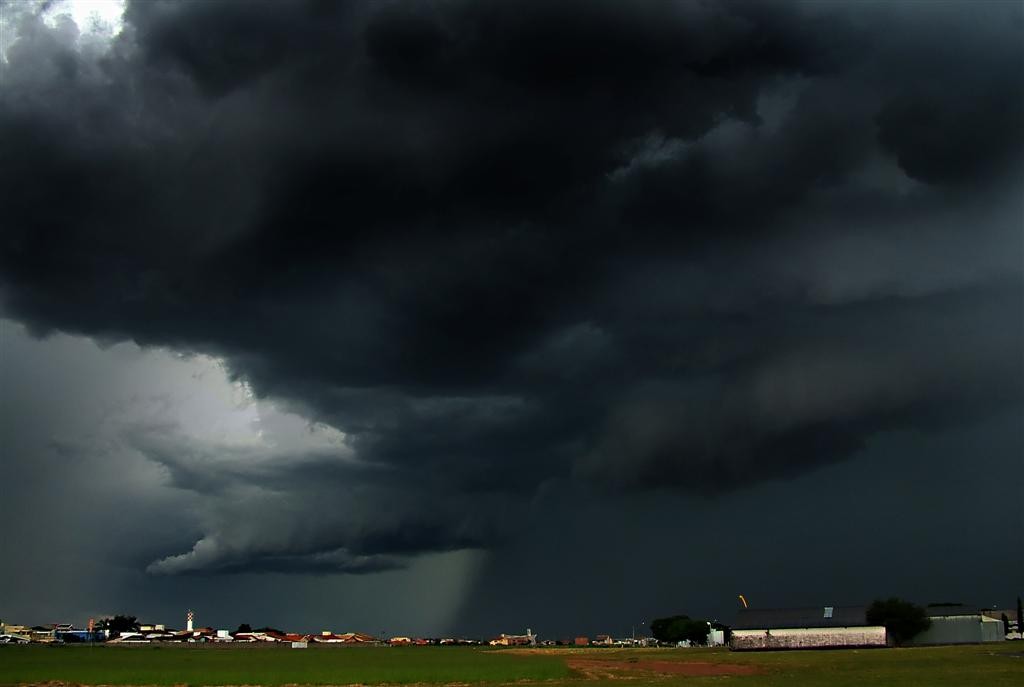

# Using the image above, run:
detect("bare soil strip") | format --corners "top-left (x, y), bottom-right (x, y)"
top-left (565, 658), bottom-right (760, 678)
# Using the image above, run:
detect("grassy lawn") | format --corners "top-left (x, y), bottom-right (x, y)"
top-left (0, 643), bottom-right (1020, 686)
top-left (0, 645), bottom-right (568, 686)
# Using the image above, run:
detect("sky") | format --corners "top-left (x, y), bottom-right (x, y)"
top-left (0, 0), bottom-right (1022, 638)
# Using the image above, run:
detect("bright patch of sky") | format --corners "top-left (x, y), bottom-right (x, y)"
top-left (1, 0), bottom-right (125, 60)
top-left (41, 0), bottom-right (125, 36)
top-left (0, 318), bottom-right (346, 456)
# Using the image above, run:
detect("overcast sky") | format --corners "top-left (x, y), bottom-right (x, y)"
top-left (0, 0), bottom-right (1021, 637)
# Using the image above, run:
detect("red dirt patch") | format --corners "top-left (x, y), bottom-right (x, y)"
top-left (566, 658), bottom-right (760, 678)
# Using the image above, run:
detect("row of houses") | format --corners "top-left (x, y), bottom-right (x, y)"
top-left (0, 618), bottom-right (652, 649)
top-left (0, 623), bottom-right (102, 644)
top-left (0, 621), bottom-right (381, 646)
top-left (111, 629), bottom-right (381, 645)
top-left (729, 604), bottom-right (1019, 651)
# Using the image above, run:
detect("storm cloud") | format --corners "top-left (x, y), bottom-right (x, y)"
top-left (1, 0), bottom-right (1021, 592)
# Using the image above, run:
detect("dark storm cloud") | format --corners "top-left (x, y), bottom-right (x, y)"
top-left (122, 422), bottom-right (502, 574)
top-left (1, 0), bottom-right (1021, 575)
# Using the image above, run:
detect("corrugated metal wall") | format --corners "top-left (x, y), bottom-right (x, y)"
top-left (907, 616), bottom-right (1004, 645)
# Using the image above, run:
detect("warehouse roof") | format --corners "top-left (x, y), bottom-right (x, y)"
top-left (925, 604), bottom-right (982, 617)
top-left (732, 606), bottom-right (871, 630)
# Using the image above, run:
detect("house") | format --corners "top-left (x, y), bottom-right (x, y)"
top-left (981, 608), bottom-right (1021, 638)
top-left (593, 634), bottom-right (613, 646)
top-left (489, 628), bottom-right (537, 646)
top-left (143, 631), bottom-right (177, 642)
top-left (55, 629), bottom-right (105, 643)
top-left (730, 606), bottom-right (886, 651)
top-left (313, 632), bottom-right (345, 643)
top-left (1, 624), bottom-right (31, 643)
top-left (574, 636), bottom-right (589, 646)
top-left (0, 634), bottom-right (29, 644)
top-left (234, 631), bottom-right (282, 643)
top-left (313, 631), bottom-right (378, 643)
top-left (183, 627), bottom-right (216, 642)
top-left (341, 632), bottom-right (377, 643)
top-left (906, 605), bottom-right (1005, 645)
top-left (28, 626), bottom-right (57, 643)
top-left (278, 632), bottom-right (310, 643)
top-left (108, 632), bottom-right (150, 643)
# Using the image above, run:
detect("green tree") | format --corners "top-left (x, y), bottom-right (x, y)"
top-left (866, 598), bottom-right (931, 646)
top-left (649, 615), bottom-right (709, 645)
top-left (96, 615), bottom-right (140, 638)
top-left (236, 623), bottom-right (252, 634)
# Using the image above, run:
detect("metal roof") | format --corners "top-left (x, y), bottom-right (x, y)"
top-left (924, 605), bottom-right (982, 618)
top-left (731, 606), bottom-right (870, 630)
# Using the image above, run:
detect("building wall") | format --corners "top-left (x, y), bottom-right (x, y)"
top-left (906, 616), bottom-right (1004, 646)
top-left (730, 626), bottom-right (887, 651)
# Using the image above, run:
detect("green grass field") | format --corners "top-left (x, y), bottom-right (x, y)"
top-left (0, 644), bottom-right (1020, 686)
top-left (0, 645), bottom-right (567, 686)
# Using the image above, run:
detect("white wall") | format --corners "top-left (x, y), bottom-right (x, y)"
top-left (907, 616), bottom-right (1004, 646)
top-left (731, 626), bottom-right (887, 651)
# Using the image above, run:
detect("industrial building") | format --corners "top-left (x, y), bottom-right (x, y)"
top-left (906, 605), bottom-right (1005, 646)
top-left (729, 606), bottom-right (887, 651)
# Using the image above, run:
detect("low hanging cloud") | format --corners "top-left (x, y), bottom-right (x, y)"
top-left (1, 0), bottom-right (1021, 575)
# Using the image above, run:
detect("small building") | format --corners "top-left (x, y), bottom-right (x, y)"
top-left (907, 605), bottom-right (1005, 646)
top-left (0, 634), bottom-right (29, 643)
top-left (234, 631), bottom-right (284, 642)
top-left (1, 624), bottom-right (31, 643)
top-left (28, 626), bottom-right (57, 643)
top-left (55, 630), bottom-right (105, 643)
top-left (490, 632), bottom-right (536, 647)
top-left (730, 606), bottom-right (886, 651)
top-left (981, 608), bottom-right (1021, 638)
top-left (311, 631), bottom-right (376, 643)
top-left (574, 636), bottom-right (590, 646)
top-left (108, 632), bottom-right (150, 643)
